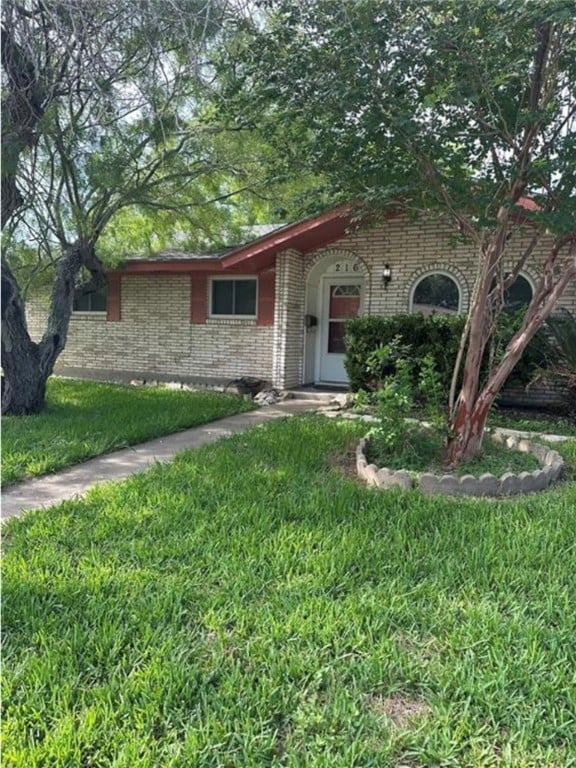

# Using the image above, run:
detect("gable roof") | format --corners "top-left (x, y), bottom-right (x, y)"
top-left (111, 204), bottom-right (354, 275)
top-left (217, 196), bottom-right (540, 270)
top-left (220, 204), bottom-right (353, 271)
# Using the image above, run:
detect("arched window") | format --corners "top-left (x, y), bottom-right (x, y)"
top-left (411, 272), bottom-right (460, 316)
top-left (504, 274), bottom-right (533, 310)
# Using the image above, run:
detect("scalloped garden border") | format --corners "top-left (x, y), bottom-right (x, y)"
top-left (356, 433), bottom-right (564, 497)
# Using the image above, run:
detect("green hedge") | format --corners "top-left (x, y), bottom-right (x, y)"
top-left (344, 314), bottom-right (464, 393)
top-left (344, 312), bottom-right (555, 396)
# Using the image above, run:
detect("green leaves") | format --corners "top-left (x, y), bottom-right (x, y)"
top-left (220, 0), bottom-right (576, 228)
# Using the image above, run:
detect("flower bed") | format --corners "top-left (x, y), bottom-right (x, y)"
top-left (356, 432), bottom-right (564, 497)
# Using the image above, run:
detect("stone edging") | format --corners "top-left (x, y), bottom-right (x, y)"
top-left (356, 433), bottom-right (564, 497)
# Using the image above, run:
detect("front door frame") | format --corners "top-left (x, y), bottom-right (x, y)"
top-left (316, 275), bottom-right (364, 384)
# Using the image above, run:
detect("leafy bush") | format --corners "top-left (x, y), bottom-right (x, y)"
top-left (545, 309), bottom-right (576, 371)
top-left (366, 346), bottom-right (447, 466)
top-left (493, 309), bottom-right (556, 387)
top-left (345, 312), bottom-right (557, 398)
top-left (364, 352), bottom-right (542, 475)
top-left (344, 314), bottom-right (465, 394)
top-left (369, 355), bottom-right (416, 454)
top-left (365, 335), bottom-right (412, 386)
top-left (533, 309), bottom-right (576, 412)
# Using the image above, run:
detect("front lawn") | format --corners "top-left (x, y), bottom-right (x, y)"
top-left (3, 416), bottom-right (575, 767)
top-left (488, 407), bottom-right (576, 437)
top-left (1, 377), bottom-right (254, 487)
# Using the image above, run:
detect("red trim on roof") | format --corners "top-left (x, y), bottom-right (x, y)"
top-left (107, 198), bottom-right (541, 279)
top-left (220, 204), bottom-right (353, 269)
top-left (516, 196), bottom-right (541, 212)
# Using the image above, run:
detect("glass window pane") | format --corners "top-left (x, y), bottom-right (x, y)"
top-left (73, 286), bottom-right (107, 311)
top-left (73, 291), bottom-right (90, 311)
top-left (413, 274), bottom-right (459, 314)
top-left (91, 286), bottom-right (107, 311)
top-left (330, 284), bottom-right (361, 319)
top-left (233, 280), bottom-right (256, 315)
top-left (504, 275), bottom-right (532, 309)
top-left (212, 281), bottom-right (234, 315)
top-left (332, 285), bottom-right (360, 297)
top-left (328, 321), bottom-right (346, 353)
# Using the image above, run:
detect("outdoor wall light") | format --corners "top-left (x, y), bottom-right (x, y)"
top-left (382, 264), bottom-right (392, 288)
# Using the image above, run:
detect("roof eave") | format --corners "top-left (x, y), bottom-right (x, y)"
top-left (108, 258), bottom-right (224, 275)
top-left (220, 204), bottom-right (352, 268)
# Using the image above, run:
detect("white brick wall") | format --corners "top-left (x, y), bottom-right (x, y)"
top-left (304, 215), bottom-right (575, 318)
top-left (272, 249), bottom-right (305, 388)
top-left (27, 275), bottom-right (274, 383)
top-left (25, 213), bottom-right (575, 390)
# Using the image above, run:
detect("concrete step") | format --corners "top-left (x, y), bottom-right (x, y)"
top-left (287, 388), bottom-right (349, 402)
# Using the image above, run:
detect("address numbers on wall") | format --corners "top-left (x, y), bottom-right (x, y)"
top-left (325, 259), bottom-right (362, 274)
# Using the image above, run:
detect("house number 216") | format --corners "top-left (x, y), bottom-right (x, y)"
top-left (332, 262), bottom-right (360, 273)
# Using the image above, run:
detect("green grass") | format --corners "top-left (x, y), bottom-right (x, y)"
top-left (366, 427), bottom-right (541, 475)
top-left (1, 377), bottom-right (254, 487)
top-left (3, 416), bottom-right (576, 767)
top-left (488, 408), bottom-right (576, 436)
top-left (351, 399), bottom-right (576, 438)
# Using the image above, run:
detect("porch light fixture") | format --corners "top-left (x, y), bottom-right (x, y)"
top-left (382, 264), bottom-right (392, 288)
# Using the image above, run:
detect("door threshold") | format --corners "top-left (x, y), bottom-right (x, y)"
top-left (312, 383), bottom-right (349, 391)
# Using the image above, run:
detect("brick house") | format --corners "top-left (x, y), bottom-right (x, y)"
top-left (26, 204), bottom-right (576, 392)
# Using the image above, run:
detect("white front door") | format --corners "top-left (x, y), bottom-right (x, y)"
top-left (318, 279), bottom-right (363, 383)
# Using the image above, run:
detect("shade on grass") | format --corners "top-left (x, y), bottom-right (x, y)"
top-left (488, 408), bottom-right (576, 437)
top-left (1, 377), bottom-right (253, 487)
top-left (3, 417), bottom-right (576, 767)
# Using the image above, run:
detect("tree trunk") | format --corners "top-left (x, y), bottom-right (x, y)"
top-left (1, 261), bottom-right (47, 414)
top-left (1, 241), bottom-right (102, 415)
top-left (445, 233), bottom-right (503, 464)
top-left (1, 259), bottom-right (50, 414)
top-left (447, 397), bottom-right (491, 465)
top-left (1, 343), bottom-right (47, 415)
top-left (1, 22), bottom-right (46, 230)
top-left (447, 238), bottom-right (576, 466)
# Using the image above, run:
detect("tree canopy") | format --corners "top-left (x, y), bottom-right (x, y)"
top-left (221, 0), bottom-right (576, 228)
top-left (1, 0), bottom-right (249, 414)
top-left (220, 0), bottom-right (576, 461)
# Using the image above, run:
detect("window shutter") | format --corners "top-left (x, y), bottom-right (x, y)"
top-left (191, 274), bottom-right (208, 323)
top-left (257, 270), bottom-right (275, 326)
top-left (106, 274), bottom-right (121, 322)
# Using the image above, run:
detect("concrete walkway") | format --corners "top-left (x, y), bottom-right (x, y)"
top-left (1, 399), bottom-right (319, 522)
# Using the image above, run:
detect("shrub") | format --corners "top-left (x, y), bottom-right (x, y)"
top-left (344, 314), bottom-right (465, 395)
top-left (370, 355), bottom-right (415, 454)
top-left (345, 312), bottom-right (557, 398)
top-left (493, 309), bottom-right (556, 387)
top-left (533, 309), bottom-right (576, 413)
top-left (366, 347), bottom-right (447, 466)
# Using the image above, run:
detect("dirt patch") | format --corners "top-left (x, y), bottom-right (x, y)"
top-left (330, 448), bottom-right (361, 481)
top-left (272, 719), bottom-right (293, 757)
top-left (366, 693), bottom-right (431, 730)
